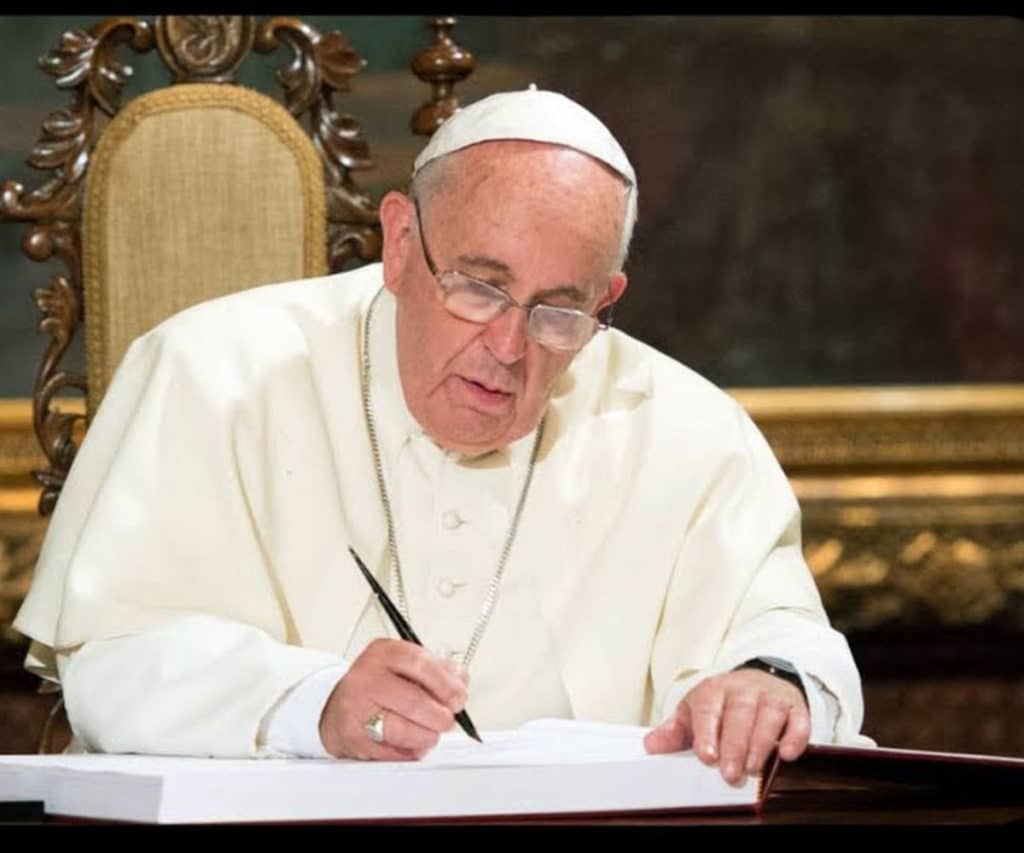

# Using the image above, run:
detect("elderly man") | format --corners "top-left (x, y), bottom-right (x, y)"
top-left (15, 88), bottom-right (869, 784)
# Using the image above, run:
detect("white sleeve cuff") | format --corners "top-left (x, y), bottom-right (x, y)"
top-left (262, 662), bottom-right (351, 758)
top-left (797, 668), bottom-right (840, 744)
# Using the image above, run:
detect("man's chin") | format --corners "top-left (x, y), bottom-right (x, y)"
top-left (424, 415), bottom-right (524, 458)
top-left (430, 432), bottom-right (512, 459)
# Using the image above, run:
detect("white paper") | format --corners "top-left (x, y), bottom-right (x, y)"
top-left (421, 718), bottom-right (651, 767)
top-left (0, 719), bottom-right (760, 823)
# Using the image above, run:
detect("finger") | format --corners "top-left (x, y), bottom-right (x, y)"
top-left (643, 704), bottom-right (692, 754)
top-left (327, 709), bottom-right (421, 762)
top-left (348, 734), bottom-right (420, 762)
top-left (384, 643), bottom-right (469, 712)
top-left (370, 674), bottom-right (456, 734)
top-left (365, 708), bottom-right (442, 756)
top-left (442, 655), bottom-right (468, 688)
top-left (364, 745), bottom-right (419, 761)
top-left (350, 739), bottom-right (419, 762)
top-left (689, 685), bottom-right (725, 766)
top-left (777, 703), bottom-right (812, 762)
top-left (718, 690), bottom-right (758, 785)
top-left (743, 694), bottom-right (791, 774)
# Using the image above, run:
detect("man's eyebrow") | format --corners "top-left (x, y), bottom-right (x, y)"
top-left (454, 255), bottom-right (591, 306)
top-left (454, 254), bottom-right (514, 277)
top-left (531, 284), bottom-right (591, 306)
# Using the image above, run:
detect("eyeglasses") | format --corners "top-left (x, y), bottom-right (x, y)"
top-left (413, 197), bottom-right (613, 353)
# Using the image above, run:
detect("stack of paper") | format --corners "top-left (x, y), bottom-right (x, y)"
top-left (0, 719), bottom-right (766, 823)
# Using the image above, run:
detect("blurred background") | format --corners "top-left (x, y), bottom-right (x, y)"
top-left (2, 15), bottom-right (1022, 393)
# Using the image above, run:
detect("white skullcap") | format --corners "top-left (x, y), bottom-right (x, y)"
top-left (412, 84), bottom-right (636, 187)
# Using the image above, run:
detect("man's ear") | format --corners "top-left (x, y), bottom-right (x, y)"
top-left (600, 271), bottom-right (628, 314)
top-left (379, 191), bottom-right (415, 295)
top-left (609, 271), bottom-right (629, 305)
top-left (592, 271), bottom-right (628, 332)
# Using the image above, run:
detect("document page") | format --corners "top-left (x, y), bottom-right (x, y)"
top-left (421, 718), bottom-right (657, 767)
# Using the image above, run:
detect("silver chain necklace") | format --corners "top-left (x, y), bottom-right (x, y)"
top-left (359, 287), bottom-right (545, 669)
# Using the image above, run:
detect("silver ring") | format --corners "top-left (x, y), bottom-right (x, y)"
top-left (364, 711), bottom-right (385, 744)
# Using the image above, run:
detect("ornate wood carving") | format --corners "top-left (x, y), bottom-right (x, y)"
top-left (763, 415), bottom-right (1024, 469)
top-left (253, 17), bottom-right (381, 270)
top-left (807, 522), bottom-right (1024, 632)
top-left (733, 386), bottom-right (1024, 470)
top-left (796, 472), bottom-right (1024, 632)
top-left (1, 16), bottom-right (394, 514)
top-left (0, 18), bottom-right (155, 516)
top-left (155, 16), bottom-right (254, 83)
top-left (410, 16), bottom-right (476, 137)
top-left (0, 513), bottom-right (47, 645)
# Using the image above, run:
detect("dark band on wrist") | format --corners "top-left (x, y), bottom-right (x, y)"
top-left (734, 656), bottom-right (808, 701)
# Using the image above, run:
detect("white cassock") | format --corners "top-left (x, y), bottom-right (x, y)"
top-left (15, 263), bottom-right (871, 757)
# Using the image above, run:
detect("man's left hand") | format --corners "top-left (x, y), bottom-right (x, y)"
top-left (643, 669), bottom-right (810, 784)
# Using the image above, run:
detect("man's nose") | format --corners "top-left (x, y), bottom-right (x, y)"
top-left (482, 306), bottom-right (528, 364)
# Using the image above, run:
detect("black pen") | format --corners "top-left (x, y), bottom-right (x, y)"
top-left (348, 547), bottom-right (483, 743)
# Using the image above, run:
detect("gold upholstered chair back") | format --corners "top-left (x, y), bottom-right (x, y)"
top-left (82, 82), bottom-right (328, 411)
top-left (1, 14), bottom-right (476, 519)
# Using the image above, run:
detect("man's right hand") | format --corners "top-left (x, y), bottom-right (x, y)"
top-left (318, 638), bottom-right (469, 760)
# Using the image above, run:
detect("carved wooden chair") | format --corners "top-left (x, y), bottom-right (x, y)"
top-left (3, 14), bottom-right (475, 518)
top-left (0, 14), bottom-right (475, 753)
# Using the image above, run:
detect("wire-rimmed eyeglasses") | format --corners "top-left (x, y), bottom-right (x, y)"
top-left (412, 197), bottom-right (614, 353)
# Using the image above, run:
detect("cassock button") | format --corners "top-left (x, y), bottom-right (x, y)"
top-left (437, 578), bottom-right (457, 597)
top-left (441, 509), bottom-right (464, 530)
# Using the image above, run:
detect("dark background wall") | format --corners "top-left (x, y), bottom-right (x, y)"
top-left (1, 15), bottom-right (1022, 397)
